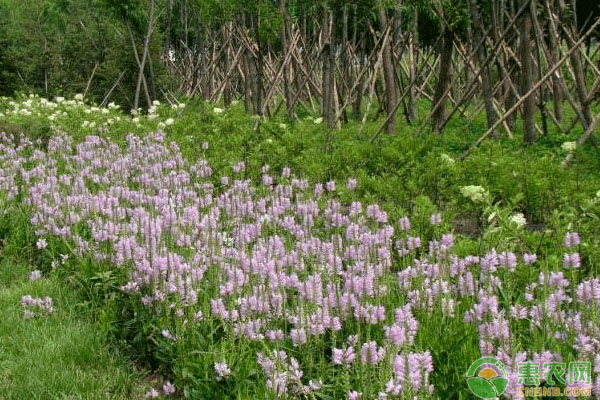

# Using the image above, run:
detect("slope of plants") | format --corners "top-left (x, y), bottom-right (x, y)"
top-left (0, 95), bottom-right (599, 399)
top-left (0, 204), bottom-right (147, 399)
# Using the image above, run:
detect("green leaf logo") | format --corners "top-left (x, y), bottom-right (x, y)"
top-left (466, 357), bottom-right (509, 398)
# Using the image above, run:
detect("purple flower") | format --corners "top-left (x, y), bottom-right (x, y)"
top-left (346, 178), bottom-right (357, 190)
top-left (21, 295), bottom-right (53, 314)
top-left (348, 390), bottom-right (361, 400)
top-left (162, 381), bottom-right (175, 395)
top-left (393, 352), bottom-right (433, 393)
top-left (214, 362), bottom-right (231, 381)
top-left (430, 213), bottom-right (442, 225)
top-left (308, 379), bottom-right (322, 391)
top-left (523, 252), bottom-right (537, 265)
top-left (332, 348), bottom-right (344, 365)
top-left (332, 346), bottom-right (355, 365)
top-left (233, 161), bottom-right (245, 173)
top-left (565, 231), bottom-right (581, 248)
top-left (314, 183), bottom-right (323, 197)
top-left (499, 251), bottom-right (517, 270)
top-left (563, 253), bottom-right (581, 269)
top-left (29, 270), bottom-right (42, 281)
top-left (440, 234), bottom-right (454, 249)
top-left (141, 296), bottom-right (153, 306)
top-left (161, 329), bottom-right (176, 341)
top-left (290, 328), bottom-right (307, 346)
top-left (266, 329), bottom-right (284, 342)
top-left (262, 174), bottom-right (273, 186)
top-left (347, 335), bottom-right (359, 346)
top-left (36, 238), bottom-right (47, 249)
top-left (360, 341), bottom-right (385, 365)
top-left (398, 216), bottom-right (411, 231)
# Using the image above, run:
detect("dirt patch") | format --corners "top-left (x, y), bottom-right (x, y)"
top-left (452, 213), bottom-right (481, 237)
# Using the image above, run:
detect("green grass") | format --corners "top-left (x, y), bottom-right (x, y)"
top-left (0, 94), bottom-right (599, 399)
top-left (0, 258), bottom-right (146, 400)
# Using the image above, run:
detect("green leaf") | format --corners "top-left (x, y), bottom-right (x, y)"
top-left (466, 377), bottom-right (497, 399)
top-left (490, 377), bottom-right (509, 395)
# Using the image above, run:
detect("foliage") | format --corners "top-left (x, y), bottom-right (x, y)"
top-left (0, 221), bottom-right (144, 399)
top-left (0, 95), bottom-right (599, 399)
top-left (0, 0), bottom-right (170, 107)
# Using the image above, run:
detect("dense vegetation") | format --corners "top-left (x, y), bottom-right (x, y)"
top-left (1, 0), bottom-right (600, 399)
top-left (1, 0), bottom-right (600, 154)
top-left (0, 94), bottom-right (599, 399)
top-left (0, 251), bottom-right (145, 400)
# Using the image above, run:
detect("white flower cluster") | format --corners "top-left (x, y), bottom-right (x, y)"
top-left (460, 185), bottom-right (489, 203)
top-left (1, 94), bottom-right (186, 134)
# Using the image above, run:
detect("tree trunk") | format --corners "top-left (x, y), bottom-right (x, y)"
top-left (164, 0), bottom-right (174, 56)
top-left (321, 7), bottom-right (336, 125)
top-left (560, 0), bottom-right (592, 127)
top-left (468, 0), bottom-right (497, 136)
top-left (327, 8), bottom-right (336, 126)
top-left (352, 6), bottom-right (363, 118)
top-left (378, 6), bottom-right (398, 133)
top-left (280, 0), bottom-right (294, 117)
top-left (505, 0), bottom-right (518, 130)
top-left (519, 0), bottom-right (536, 144)
top-left (254, 11), bottom-right (264, 116)
top-left (244, 48), bottom-right (254, 112)
top-left (544, 0), bottom-right (563, 124)
top-left (321, 7), bottom-right (330, 120)
top-left (133, 0), bottom-right (154, 110)
top-left (431, 29), bottom-right (454, 133)
top-left (340, 4), bottom-right (349, 123)
top-left (407, 6), bottom-right (418, 123)
top-left (223, 25), bottom-right (232, 107)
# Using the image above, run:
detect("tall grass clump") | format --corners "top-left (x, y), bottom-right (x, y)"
top-left (0, 95), bottom-right (599, 399)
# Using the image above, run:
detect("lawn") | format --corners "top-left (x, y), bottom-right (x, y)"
top-left (0, 94), bottom-right (598, 399)
top-left (0, 256), bottom-right (147, 400)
